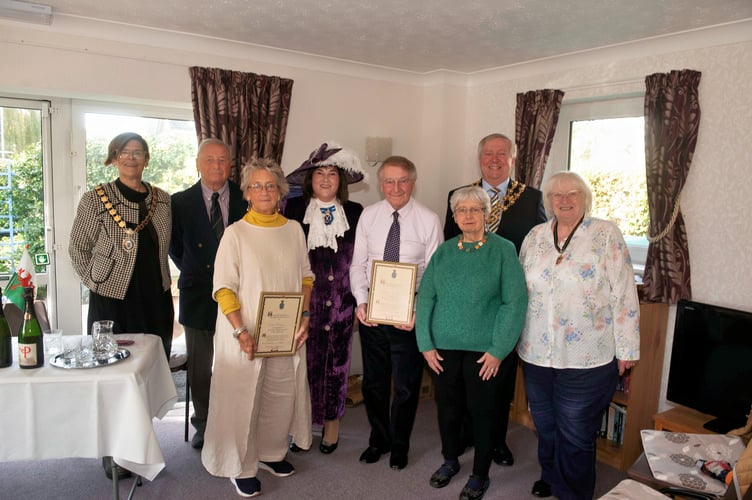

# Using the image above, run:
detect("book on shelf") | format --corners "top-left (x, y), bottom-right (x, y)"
top-left (600, 402), bottom-right (627, 444)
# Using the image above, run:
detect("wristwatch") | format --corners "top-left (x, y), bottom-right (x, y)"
top-left (301, 310), bottom-right (310, 318)
top-left (232, 325), bottom-right (249, 339)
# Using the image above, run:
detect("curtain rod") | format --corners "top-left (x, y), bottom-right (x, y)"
top-left (561, 77), bottom-right (645, 93)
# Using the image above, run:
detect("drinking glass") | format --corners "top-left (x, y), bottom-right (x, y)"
top-left (62, 335), bottom-right (79, 364)
top-left (78, 335), bottom-right (94, 365)
top-left (43, 328), bottom-right (63, 359)
top-left (92, 320), bottom-right (117, 358)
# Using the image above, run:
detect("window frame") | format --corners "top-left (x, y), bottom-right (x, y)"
top-left (547, 94), bottom-right (648, 274)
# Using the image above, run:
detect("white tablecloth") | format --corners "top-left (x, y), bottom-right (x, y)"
top-left (0, 334), bottom-right (178, 481)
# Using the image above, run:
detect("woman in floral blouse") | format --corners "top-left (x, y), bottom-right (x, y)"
top-left (517, 171), bottom-right (640, 500)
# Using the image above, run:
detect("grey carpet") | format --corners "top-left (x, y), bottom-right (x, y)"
top-left (0, 395), bottom-right (626, 499)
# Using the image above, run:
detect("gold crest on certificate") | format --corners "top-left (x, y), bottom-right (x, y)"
top-left (366, 261), bottom-right (418, 326)
top-left (253, 292), bottom-right (304, 357)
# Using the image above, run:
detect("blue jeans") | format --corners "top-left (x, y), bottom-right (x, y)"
top-left (523, 359), bottom-right (618, 500)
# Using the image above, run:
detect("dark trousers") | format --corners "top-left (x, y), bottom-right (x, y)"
top-left (184, 326), bottom-right (214, 435)
top-left (523, 359), bottom-right (618, 500)
top-left (435, 349), bottom-right (502, 477)
top-left (359, 321), bottom-right (424, 455)
top-left (461, 350), bottom-right (518, 450)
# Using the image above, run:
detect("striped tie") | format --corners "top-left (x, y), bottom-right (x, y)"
top-left (487, 187), bottom-right (502, 233)
top-left (383, 211), bottom-right (400, 262)
top-left (210, 192), bottom-right (224, 241)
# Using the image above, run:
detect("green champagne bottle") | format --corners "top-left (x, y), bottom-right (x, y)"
top-left (0, 289), bottom-right (11, 368)
top-left (17, 287), bottom-right (43, 369)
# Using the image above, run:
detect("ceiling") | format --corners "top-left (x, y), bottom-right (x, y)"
top-left (38, 0), bottom-right (752, 73)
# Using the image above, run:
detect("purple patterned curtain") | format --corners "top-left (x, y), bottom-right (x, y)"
top-left (189, 66), bottom-right (294, 182)
top-left (642, 69), bottom-right (701, 303)
top-left (514, 89), bottom-right (565, 188)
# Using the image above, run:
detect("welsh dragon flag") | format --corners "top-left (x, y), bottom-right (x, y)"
top-left (4, 245), bottom-right (35, 308)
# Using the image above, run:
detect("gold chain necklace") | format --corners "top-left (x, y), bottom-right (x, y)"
top-left (497, 180), bottom-right (526, 213)
top-left (96, 184), bottom-right (158, 253)
top-left (457, 234), bottom-right (487, 252)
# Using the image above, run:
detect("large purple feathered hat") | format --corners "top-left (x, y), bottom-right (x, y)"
top-left (286, 141), bottom-right (366, 185)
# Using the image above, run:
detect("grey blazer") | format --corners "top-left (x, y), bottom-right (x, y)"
top-left (69, 181), bottom-right (171, 300)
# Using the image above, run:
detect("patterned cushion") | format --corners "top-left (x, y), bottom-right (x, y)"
top-left (640, 430), bottom-right (746, 496)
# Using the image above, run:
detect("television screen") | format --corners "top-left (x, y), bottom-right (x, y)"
top-left (666, 299), bottom-right (752, 434)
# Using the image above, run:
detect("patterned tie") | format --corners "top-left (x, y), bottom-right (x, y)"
top-left (487, 187), bottom-right (502, 233)
top-left (210, 192), bottom-right (224, 241)
top-left (383, 211), bottom-right (400, 262)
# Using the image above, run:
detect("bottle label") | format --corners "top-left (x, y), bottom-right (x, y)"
top-left (19, 343), bottom-right (38, 366)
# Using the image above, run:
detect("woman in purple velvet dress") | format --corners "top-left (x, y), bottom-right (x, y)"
top-left (284, 142), bottom-right (365, 454)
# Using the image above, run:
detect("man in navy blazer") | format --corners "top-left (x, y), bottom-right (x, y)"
top-left (444, 133), bottom-right (546, 467)
top-left (170, 138), bottom-right (247, 449)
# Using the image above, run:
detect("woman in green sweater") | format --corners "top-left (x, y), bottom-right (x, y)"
top-left (416, 185), bottom-right (528, 500)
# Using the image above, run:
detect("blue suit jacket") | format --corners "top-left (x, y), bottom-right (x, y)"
top-left (169, 180), bottom-right (247, 330)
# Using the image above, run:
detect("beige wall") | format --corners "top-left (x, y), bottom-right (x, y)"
top-left (2, 16), bottom-right (750, 401)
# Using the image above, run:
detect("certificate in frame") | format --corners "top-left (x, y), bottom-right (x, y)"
top-left (366, 260), bottom-right (418, 327)
top-left (253, 292), bottom-right (304, 357)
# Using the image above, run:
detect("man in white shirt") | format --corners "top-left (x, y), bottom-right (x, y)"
top-left (350, 155), bottom-right (442, 470)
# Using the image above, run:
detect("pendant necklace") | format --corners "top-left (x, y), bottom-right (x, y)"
top-left (457, 234), bottom-right (487, 252)
top-left (96, 184), bottom-right (158, 253)
top-left (553, 216), bottom-right (584, 265)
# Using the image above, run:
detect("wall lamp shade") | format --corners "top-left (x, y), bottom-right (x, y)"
top-left (0, 0), bottom-right (52, 25)
top-left (365, 137), bottom-right (392, 164)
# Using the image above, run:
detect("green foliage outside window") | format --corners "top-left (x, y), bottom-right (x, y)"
top-left (0, 141), bottom-right (44, 274)
top-left (85, 133), bottom-right (198, 192)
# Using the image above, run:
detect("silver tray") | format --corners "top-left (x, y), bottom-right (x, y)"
top-left (49, 348), bottom-right (131, 369)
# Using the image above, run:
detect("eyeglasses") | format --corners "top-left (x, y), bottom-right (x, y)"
top-left (382, 178), bottom-right (411, 188)
top-left (118, 150), bottom-right (146, 160)
top-left (454, 207), bottom-right (485, 216)
top-left (248, 182), bottom-right (278, 192)
top-left (550, 190), bottom-right (581, 201)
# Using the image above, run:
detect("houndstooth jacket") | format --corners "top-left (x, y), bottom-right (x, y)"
top-left (69, 181), bottom-right (172, 300)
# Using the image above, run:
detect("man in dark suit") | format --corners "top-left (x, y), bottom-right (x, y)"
top-left (444, 133), bottom-right (546, 467)
top-left (169, 138), bottom-right (247, 449)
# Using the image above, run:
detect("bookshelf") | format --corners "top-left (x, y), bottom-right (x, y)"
top-left (510, 301), bottom-right (669, 471)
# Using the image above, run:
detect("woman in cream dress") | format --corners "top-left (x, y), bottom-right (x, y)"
top-left (201, 158), bottom-right (313, 498)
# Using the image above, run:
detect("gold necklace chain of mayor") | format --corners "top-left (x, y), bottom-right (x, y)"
top-left (95, 184), bottom-right (158, 253)
top-left (479, 179), bottom-right (527, 214)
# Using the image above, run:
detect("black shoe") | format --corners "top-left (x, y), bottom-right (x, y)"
top-left (429, 462), bottom-right (460, 488)
top-left (258, 460), bottom-right (295, 477)
top-left (289, 442), bottom-right (306, 452)
top-left (319, 439), bottom-right (338, 454)
top-left (491, 442), bottom-right (514, 466)
top-left (359, 446), bottom-right (387, 464)
top-left (102, 456), bottom-right (132, 480)
top-left (532, 479), bottom-right (552, 498)
top-left (231, 477), bottom-right (261, 497)
top-left (460, 475), bottom-right (490, 500)
top-left (389, 452), bottom-right (408, 470)
top-left (191, 432), bottom-right (204, 449)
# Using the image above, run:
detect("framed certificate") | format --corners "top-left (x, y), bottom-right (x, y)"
top-left (253, 292), bottom-right (304, 357)
top-left (366, 260), bottom-right (418, 327)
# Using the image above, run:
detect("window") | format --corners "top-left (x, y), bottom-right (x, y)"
top-left (548, 96), bottom-right (648, 272)
top-left (79, 111), bottom-right (198, 331)
top-left (0, 98), bottom-right (52, 301)
top-left (84, 112), bottom-right (198, 191)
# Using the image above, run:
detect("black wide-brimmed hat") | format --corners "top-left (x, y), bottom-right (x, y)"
top-left (286, 141), bottom-right (366, 185)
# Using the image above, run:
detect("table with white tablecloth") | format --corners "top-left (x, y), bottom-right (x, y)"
top-left (0, 333), bottom-right (177, 481)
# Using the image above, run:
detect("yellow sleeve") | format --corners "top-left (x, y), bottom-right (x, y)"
top-left (302, 276), bottom-right (314, 288)
top-left (215, 288), bottom-right (241, 315)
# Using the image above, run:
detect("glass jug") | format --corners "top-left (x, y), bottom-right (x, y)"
top-left (92, 320), bottom-right (117, 358)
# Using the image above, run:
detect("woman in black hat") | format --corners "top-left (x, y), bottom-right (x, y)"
top-left (284, 141), bottom-right (365, 454)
